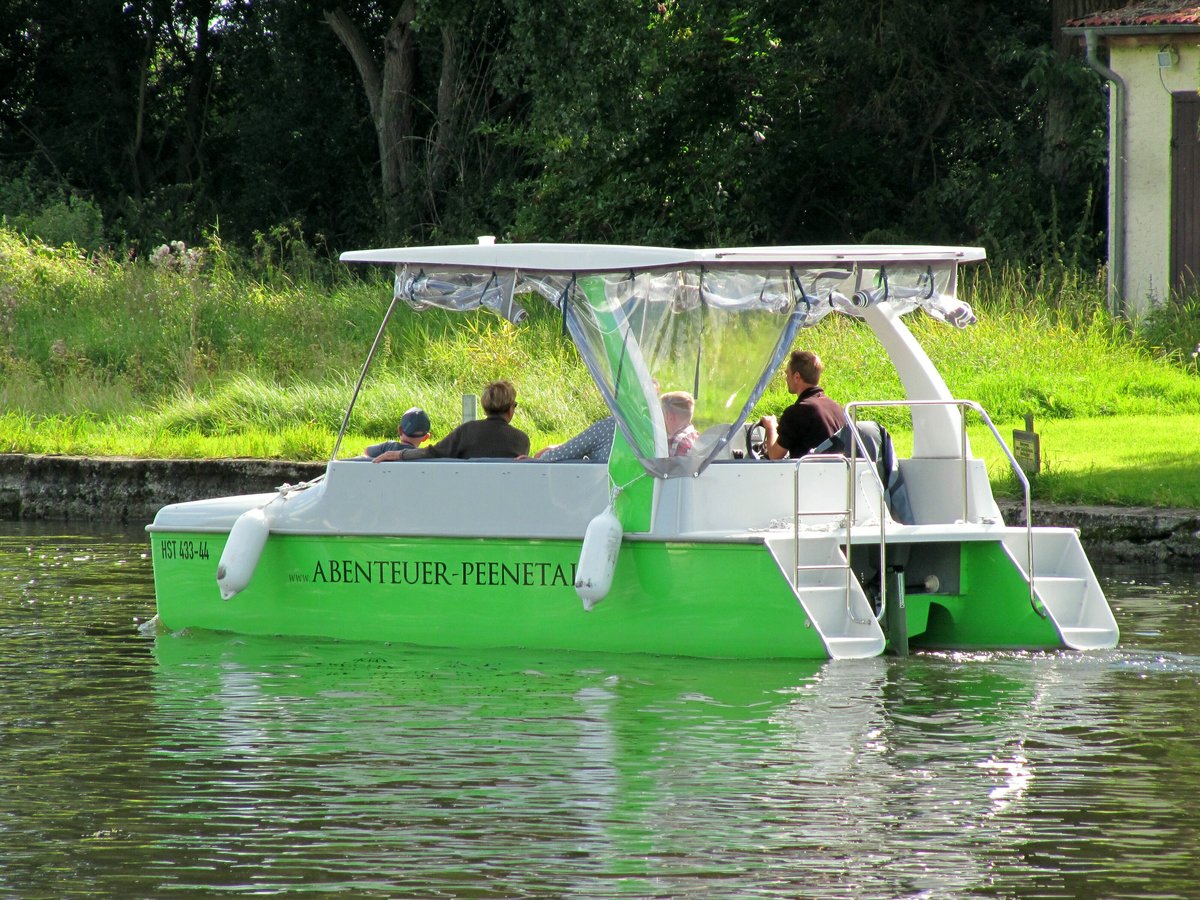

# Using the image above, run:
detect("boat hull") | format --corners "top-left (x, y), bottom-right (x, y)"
top-left (907, 542), bottom-right (1064, 651)
top-left (150, 529), bottom-right (1089, 658)
top-left (150, 531), bottom-right (832, 658)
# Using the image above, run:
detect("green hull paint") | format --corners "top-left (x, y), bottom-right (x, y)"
top-left (901, 591), bottom-right (933, 639)
top-left (908, 542), bottom-right (1062, 651)
top-left (151, 532), bottom-right (830, 659)
top-left (579, 274), bottom-right (655, 532)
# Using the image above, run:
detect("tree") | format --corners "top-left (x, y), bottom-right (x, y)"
top-left (0, 0), bottom-right (1108, 264)
top-left (325, 2), bottom-right (419, 239)
top-left (497, 0), bottom-right (797, 245)
top-left (1034, 0), bottom-right (1111, 261)
top-left (204, 2), bottom-right (378, 248)
top-left (324, 0), bottom-right (515, 242)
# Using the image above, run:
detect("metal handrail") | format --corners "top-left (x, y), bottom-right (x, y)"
top-left (845, 399), bottom-right (1038, 615)
top-left (792, 427), bottom-right (890, 626)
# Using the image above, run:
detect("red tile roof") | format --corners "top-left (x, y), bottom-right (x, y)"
top-left (1068, 3), bottom-right (1200, 27)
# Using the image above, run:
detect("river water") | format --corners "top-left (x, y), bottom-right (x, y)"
top-left (1, 521), bottom-right (1198, 899)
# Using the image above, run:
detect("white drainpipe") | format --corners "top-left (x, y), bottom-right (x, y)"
top-left (1083, 29), bottom-right (1126, 317)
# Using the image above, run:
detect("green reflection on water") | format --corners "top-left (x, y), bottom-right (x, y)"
top-left (150, 632), bottom-right (831, 890)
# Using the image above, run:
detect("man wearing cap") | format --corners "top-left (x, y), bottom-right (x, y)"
top-left (358, 407), bottom-right (432, 460)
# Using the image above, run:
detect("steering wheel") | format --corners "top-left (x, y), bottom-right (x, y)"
top-left (743, 421), bottom-right (767, 460)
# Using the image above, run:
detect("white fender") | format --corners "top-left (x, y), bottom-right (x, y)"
top-left (575, 506), bottom-right (623, 611)
top-left (216, 506), bottom-right (272, 600)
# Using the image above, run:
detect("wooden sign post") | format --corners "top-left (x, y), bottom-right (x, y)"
top-left (1012, 413), bottom-right (1040, 476)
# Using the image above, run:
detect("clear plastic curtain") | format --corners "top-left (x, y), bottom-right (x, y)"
top-left (547, 269), bottom-right (806, 477)
top-left (398, 262), bottom-right (972, 478)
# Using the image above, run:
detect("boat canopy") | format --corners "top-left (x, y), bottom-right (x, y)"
top-left (341, 243), bottom-right (985, 478)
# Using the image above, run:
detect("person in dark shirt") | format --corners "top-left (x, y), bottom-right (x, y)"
top-left (355, 407), bottom-right (432, 459)
top-left (372, 380), bottom-right (530, 461)
top-left (759, 350), bottom-right (845, 459)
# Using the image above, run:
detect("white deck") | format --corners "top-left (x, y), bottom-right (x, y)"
top-left (152, 454), bottom-right (1006, 542)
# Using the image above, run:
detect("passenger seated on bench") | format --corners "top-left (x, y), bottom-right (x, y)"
top-left (353, 407), bottom-right (431, 460)
top-left (758, 350), bottom-right (844, 459)
top-left (662, 391), bottom-right (699, 457)
top-left (534, 416), bottom-right (615, 462)
top-left (373, 380), bottom-right (530, 461)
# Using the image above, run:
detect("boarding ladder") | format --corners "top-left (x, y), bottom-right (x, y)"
top-left (788, 399), bottom-right (1042, 655)
top-left (844, 399), bottom-right (1038, 616)
top-left (790, 429), bottom-right (889, 635)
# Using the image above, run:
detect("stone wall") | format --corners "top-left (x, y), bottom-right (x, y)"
top-left (997, 500), bottom-right (1200, 566)
top-left (0, 454), bottom-right (325, 525)
top-left (2, 454), bottom-right (1198, 564)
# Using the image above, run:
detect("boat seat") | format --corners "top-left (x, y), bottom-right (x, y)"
top-left (690, 424), bottom-right (736, 460)
top-left (810, 420), bottom-right (913, 523)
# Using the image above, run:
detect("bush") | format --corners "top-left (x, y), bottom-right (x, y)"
top-left (0, 167), bottom-right (106, 252)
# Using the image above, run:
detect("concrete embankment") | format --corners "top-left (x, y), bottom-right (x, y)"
top-left (995, 500), bottom-right (1200, 566)
top-left (2, 453), bottom-right (1198, 565)
top-left (0, 454), bottom-right (324, 526)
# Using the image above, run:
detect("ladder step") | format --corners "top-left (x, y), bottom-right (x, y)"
top-left (823, 635), bottom-right (884, 659)
top-left (1033, 575), bottom-right (1087, 608)
top-left (1058, 625), bottom-right (1119, 650)
top-left (795, 585), bottom-right (849, 608)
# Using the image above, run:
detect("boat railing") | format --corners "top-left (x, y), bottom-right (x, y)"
top-left (792, 427), bottom-right (890, 627)
top-left (845, 399), bottom-right (1038, 615)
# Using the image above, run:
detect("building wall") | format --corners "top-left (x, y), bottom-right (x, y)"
top-left (1109, 36), bottom-right (1200, 316)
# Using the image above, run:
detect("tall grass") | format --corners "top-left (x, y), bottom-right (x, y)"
top-left (3, 225), bottom-right (1200, 506)
top-left (0, 226), bottom-right (375, 393)
top-left (761, 293), bottom-right (1200, 434)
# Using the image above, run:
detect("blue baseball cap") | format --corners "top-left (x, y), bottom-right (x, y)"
top-left (400, 407), bottom-right (431, 437)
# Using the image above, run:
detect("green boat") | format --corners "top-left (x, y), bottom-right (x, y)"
top-left (147, 242), bottom-right (1119, 658)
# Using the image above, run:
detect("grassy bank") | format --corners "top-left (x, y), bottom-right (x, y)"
top-left (3, 228), bottom-right (1200, 507)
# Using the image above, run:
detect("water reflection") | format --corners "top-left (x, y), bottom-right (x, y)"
top-left (148, 633), bottom-right (831, 895)
top-left (1, 523), bottom-right (1199, 898)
